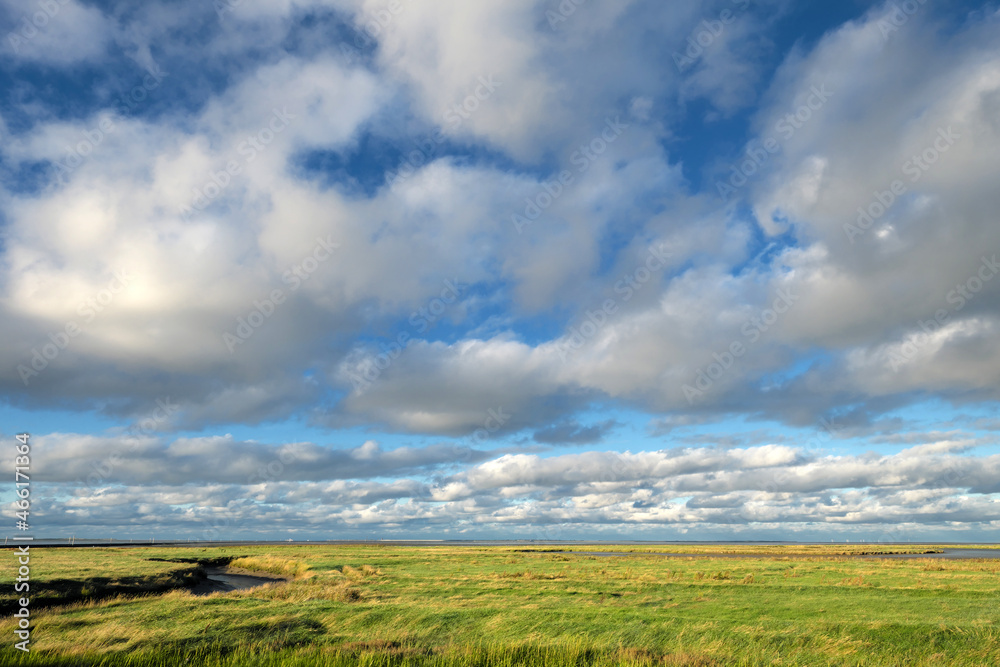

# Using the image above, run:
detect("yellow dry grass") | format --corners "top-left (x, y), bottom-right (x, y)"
top-left (227, 555), bottom-right (311, 578)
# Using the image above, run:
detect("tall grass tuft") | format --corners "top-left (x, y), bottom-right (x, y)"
top-left (228, 556), bottom-right (310, 579)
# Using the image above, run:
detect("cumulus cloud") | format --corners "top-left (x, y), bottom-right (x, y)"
top-left (320, 0), bottom-right (1000, 432)
top-left (21, 436), bottom-right (1000, 539)
top-left (15, 433), bottom-right (491, 486)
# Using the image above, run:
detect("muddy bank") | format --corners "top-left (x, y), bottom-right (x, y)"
top-left (1, 566), bottom-right (203, 616)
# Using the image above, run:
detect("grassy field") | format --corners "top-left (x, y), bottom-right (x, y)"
top-left (1, 545), bottom-right (999, 666)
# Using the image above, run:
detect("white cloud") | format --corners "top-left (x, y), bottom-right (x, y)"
top-left (3, 0), bottom-right (114, 65)
top-left (20, 434), bottom-right (1000, 538)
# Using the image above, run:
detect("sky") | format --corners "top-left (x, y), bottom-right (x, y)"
top-left (1, 0), bottom-right (999, 542)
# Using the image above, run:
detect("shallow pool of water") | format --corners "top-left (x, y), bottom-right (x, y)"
top-left (190, 567), bottom-right (287, 596)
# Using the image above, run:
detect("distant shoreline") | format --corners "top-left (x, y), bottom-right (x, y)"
top-left (4, 539), bottom-right (999, 555)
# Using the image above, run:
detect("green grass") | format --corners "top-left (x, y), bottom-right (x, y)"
top-left (2, 545), bottom-right (999, 665)
top-left (0, 548), bottom-right (203, 615)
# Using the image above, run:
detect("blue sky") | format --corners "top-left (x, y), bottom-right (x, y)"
top-left (2, 0), bottom-right (1000, 541)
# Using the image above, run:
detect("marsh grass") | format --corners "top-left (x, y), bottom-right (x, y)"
top-left (1, 545), bottom-right (999, 666)
top-left (0, 548), bottom-right (202, 615)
